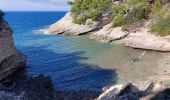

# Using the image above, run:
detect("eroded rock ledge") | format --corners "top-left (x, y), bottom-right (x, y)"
top-left (47, 12), bottom-right (113, 35)
top-left (0, 11), bottom-right (26, 80)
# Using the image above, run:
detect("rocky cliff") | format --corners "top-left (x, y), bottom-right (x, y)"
top-left (47, 0), bottom-right (170, 52)
top-left (47, 12), bottom-right (113, 35)
top-left (0, 11), bottom-right (26, 80)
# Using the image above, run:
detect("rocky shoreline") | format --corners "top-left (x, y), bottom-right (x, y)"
top-left (1, 5), bottom-right (170, 100)
top-left (47, 11), bottom-right (170, 52)
top-left (1, 71), bottom-right (170, 100)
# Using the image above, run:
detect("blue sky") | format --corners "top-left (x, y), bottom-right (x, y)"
top-left (0, 0), bottom-right (72, 11)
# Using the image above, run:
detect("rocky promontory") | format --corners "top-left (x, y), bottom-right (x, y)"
top-left (0, 11), bottom-right (26, 80)
top-left (47, 0), bottom-right (170, 51)
top-left (47, 12), bottom-right (113, 35)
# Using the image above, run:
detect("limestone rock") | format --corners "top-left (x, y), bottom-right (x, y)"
top-left (47, 12), bottom-right (95, 35)
top-left (47, 12), bottom-right (113, 35)
top-left (0, 13), bottom-right (26, 80)
top-left (90, 24), bottom-right (129, 43)
top-left (124, 28), bottom-right (170, 51)
top-left (97, 82), bottom-right (170, 100)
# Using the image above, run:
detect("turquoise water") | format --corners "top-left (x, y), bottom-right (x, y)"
top-left (4, 12), bottom-right (117, 90)
top-left (5, 12), bottom-right (164, 90)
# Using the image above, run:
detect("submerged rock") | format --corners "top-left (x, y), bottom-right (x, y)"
top-left (0, 11), bottom-right (26, 80)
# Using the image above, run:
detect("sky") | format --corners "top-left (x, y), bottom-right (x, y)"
top-left (0, 0), bottom-right (73, 11)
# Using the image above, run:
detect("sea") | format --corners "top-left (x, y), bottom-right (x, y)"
top-left (4, 12), bottom-right (117, 90)
top-left (4, 12), bottom-right (163, 91)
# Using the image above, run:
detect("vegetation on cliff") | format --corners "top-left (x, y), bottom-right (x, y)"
top-left (68, 0), bottom-right (112, 24)
top-left (68, 0), bottom-right (170, 36)
top-left (111, 0), bottom-right (170, 35)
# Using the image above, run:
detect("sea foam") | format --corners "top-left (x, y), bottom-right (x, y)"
top-left (32, 27), bottom-right (50, 35)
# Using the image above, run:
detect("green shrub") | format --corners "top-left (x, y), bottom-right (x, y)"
top-left (112, 0), bottom-right (151, 27)
top-left (112, 4), bottom-right (126, 16)
top-left (151, 17), bottom-right (170, 36)
top-left (73, 17), bottom-right (87, 25)
top-left (67, 1), bottom-right (74, 5)
top-left (135, 2), bottom-right (150, 19)
top-left (69, 0), bottom-right (112, 24)
top-left (135, 9), bottom-right (145, 19)
top-left (88, 10), bottom-right (100, 20)
top-left (113, 15), bottom-right (125, 27)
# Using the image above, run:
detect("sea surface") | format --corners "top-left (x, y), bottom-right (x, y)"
top-left (4, 12), bottom-right (164, 90)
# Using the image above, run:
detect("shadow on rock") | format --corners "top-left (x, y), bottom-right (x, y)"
top-left (0, 45), bottom-right (118, 100)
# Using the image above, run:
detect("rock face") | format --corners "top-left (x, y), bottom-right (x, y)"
top-left (0, 11), bottom-right (26, 80)
top-left (0, 74), bottom-right (100, 100)
top-left (97, 82), bottom-right (170, 100)
top-left (124, 28), bottom-right (170, 51)
top-left (47, 8), bottom-right (170, 51)
top-left (90, 24), bottom-right (129, 43)
top-left (47, 12), bottom-right (95, 35)
top-left (47, 12), bottom-right (113, 35)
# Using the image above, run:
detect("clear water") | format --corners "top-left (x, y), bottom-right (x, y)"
top-left (4, 12), bottom-right (165, 90)
top-left (4, 12), bottom-right (117, 90)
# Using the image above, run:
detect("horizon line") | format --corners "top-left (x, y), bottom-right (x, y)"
top-left (3, 10), bottom-right (69, 12)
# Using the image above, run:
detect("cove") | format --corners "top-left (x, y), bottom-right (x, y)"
top-left (5, 12), bottom-right (167, 90)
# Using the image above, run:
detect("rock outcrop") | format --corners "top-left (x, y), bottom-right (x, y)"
top-left (2, 73), bottom-right (170, 100)
top-left (124, 28), bottom-right (170, 51)
top-left (0, 74), bottom-right (100, 100)
top-left (97, 82), bottom-right (170, 100)
top-left (90, 24), bottom-right (129, 43)
top-left (0, 11), bottom-right (26, 80)
top-left (47, 12), bottom-right (94, 35)
top-left (47, 12), bottom-right (113, 35)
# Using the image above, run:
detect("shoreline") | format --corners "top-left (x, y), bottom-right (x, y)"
top-left (1, 70), bottom-right (170, 100)
top-left (46, 12), bottom-right (170, 90)
top-left (47, 12), bottom-right (170, 52)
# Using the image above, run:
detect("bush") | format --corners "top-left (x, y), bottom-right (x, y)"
top-left (67, 1), bottom-right (74, 5)
top-left (112, 4), bottom-right (126, 16)
top-left (135, 2), bottom-right (150, 19)
top-left (112, 0), bottom-right (151, 27)
top-left (70, 0), bottom-right (112, 24)
top-left (88, 10), bottom-right (100, 20)
top-left (151, 16), bottom-right (170, 36)
top-left (113, 15), bottom-right (125, 27)
top-left (73, 17), bottom-right (87, 25)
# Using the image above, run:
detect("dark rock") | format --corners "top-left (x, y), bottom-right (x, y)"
top-left (118, 83), bottom-right (141, 97)
top-left (0, 10), bottom-right (4, 22)
top-left (151, 88), bottom-right (170, 100)
top-left (0, 73), bottom-right (100, 100)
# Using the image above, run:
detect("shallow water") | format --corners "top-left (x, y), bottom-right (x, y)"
top-left (4, 12), bottom-right (166, 90)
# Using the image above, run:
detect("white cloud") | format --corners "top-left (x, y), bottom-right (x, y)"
top-left (27, 0), bottom-right (68, 6)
